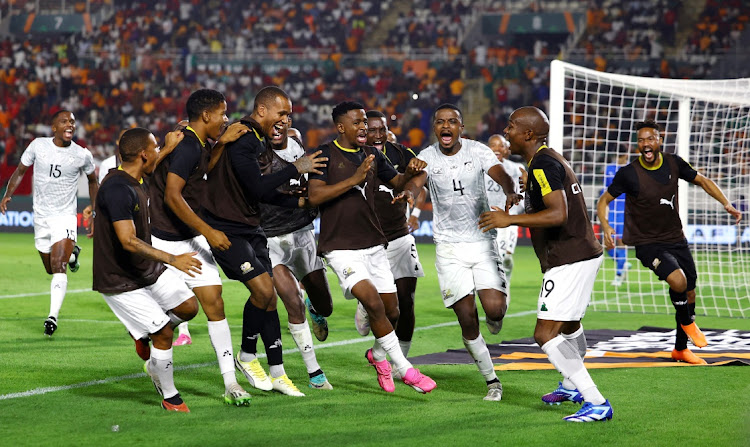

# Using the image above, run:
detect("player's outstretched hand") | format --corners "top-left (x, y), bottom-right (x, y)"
top-left (406, 158), bottom-right (427, 176)
top-left (352, 154), bottom-right (375, 185)
top-left (725, 203), bottom-right (742, 224)
top-left (407, 215), bottom-right (420, 233)
top-left (479, 207), bottom-right (511, 232)
top-left (217, 122), bottom-right (250, 145)
top-left (294, 150), bottom-right (328, 175)
top-left (0, 196), bottom-right (11, 214)
top-left (601, 224), bottom-right (616, 250)
top-left (518, 167), bottom-right (528, 192)
top-left (206, 228), bottom-right (231, 251)
top-left (82, 205), bottom-right (94, 238)
top-left (392, 189), bottom-right (414, 206)
top-left (164, 129), bottom-right (185, 152)
top-left (171, 252), bottom-right (202, 277)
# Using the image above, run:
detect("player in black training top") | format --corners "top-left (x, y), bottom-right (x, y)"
top-left (597, 119), bottom-right (742, 364)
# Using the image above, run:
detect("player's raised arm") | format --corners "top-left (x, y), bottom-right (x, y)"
top-left (0, 163), bottom-right (30, 214)
top-left (691, 173), bottom-right (742, 224)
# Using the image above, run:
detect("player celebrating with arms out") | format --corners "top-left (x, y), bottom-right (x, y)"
top-left (480, 106), bottom-right (612, 422)
top-left (398, 104), bottom-right (519, 401)
top-left (597, 120), bottom-right (742, 364)
top-left (1, 110), bottom-right (98, 337)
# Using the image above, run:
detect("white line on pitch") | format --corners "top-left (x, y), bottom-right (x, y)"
top-left (0, 309), bottom-right (537, 401)
top-left (0, 288), bottom-right (93, 299)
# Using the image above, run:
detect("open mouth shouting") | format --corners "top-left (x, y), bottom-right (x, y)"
top-left (271, 122), bottom-right (286, 144)
top-left (356, 129), bottom-right (367, 146)
top-left (439, 129), bottom-right (455, 148)
top-left (641, 147), bottom-right (655, 163)
top-left (62, 127), bottom-right (75, 140)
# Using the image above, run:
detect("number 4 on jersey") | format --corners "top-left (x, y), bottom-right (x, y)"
top-left (453, 179), bottom-right (465, 195)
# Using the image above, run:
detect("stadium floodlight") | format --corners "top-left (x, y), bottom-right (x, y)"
top-left (549, 60), bottom-right (750, 318)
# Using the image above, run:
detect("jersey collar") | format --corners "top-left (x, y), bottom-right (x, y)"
top-left (118, 165), bottom-right (144, 184)
top-left (638, 152), bottom-right (663, 170)
top-left (185, 126), bottom-right (206, 147)
top-left (334, 139), bottom-right (360, 153)
top-left (527, 144), bottom-right (548, 166)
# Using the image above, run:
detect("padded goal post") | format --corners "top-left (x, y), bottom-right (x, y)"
top-left (548, 60), bottom-right (750, 318)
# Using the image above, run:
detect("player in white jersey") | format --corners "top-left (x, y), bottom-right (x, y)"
top-left (485, 134), bottom-right (526, 285)
top-left (1, 110), bottom-right (98, 336)
top-left (398, 104), bottom-right (522, 401)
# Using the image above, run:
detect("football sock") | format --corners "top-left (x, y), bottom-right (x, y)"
top-left (151, 346), bottom-right (178, 399)
top-left (269, 364), bottom-right (286, 379)
top-left (261, 309), bottom-right (283, 367)
top-left (176, 322), bottom-right (190, 337)
top-left (669, 289), bottom-right (692, 325)
top-left (541, 335), bottom-right (605, 405)
top-left (463, 334), bottom-right (498, 382)
top-left (503, 254), bottom-right (514, 281)
top-left (207, 319), bottom-right (236, 387)
top-left (164, 394), bottom-right (184, 405)
top-left (377, 331), bottom-right (412, 376)
top-left (289, 320), bottom-right (321, 374)
top-left (309, 369), bottom-right (324, 379)
top-left (371, 339), bottom-right (388, 362)
top-left (615, 247), bottom-right (627, 274)
top-left (561, 326), bottom-right (587, 390)
top-left (399, 340), bottom-right (412, 358)
top-left (49, 273), bottom-right (67, 320)
top-left (238, 351), bottom-right (257, 362)
top-left (240, 299), bottom-right (264, 355)
top-left (675, 315), bottom-right (689, 351)
top-left (689, 301), bottom-right (696, 321)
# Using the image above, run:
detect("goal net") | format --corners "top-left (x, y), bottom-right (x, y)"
top-left (549, 60), bottom-right (750, 318)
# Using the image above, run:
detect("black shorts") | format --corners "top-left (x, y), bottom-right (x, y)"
top-left (635, 242), bottom-right (697, 290)
top-left (211, 232), bottom-right (273, 283)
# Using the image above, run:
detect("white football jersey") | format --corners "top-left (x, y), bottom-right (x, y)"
top-left (20, 137), bottom-right (95, 218)
top-left (485, 158), bottom-right (525, 215)
top-left (98, 154), bottom-right (118, 184)
top-left (274, 137), bottom-right (307, 182)
top-left (418, 138), bottom-right (500, 243)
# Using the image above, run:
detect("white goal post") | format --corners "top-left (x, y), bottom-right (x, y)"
top-left (548, 60), bottom-right (750, 318)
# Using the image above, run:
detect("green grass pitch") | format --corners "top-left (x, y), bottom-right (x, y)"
top-left (0, 233), bottom-right (748, 446)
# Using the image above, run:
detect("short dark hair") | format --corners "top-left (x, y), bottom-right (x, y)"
top-left (253, 86), bottom-right (290, 112)
top-left (366, 110), bottom-right (387, 120)
top-left (332, 101), bottom-right (365, 123)
top-left (118, 128), bottom-right (153, 162)
top-left (186, 89), bottom-right (226, 121)
top-left (432, 104), bottom-right (463, 123)
top-left (635, 119), bottom-right (661, 132)
top-left (51, 110), bottom-right (72, 123)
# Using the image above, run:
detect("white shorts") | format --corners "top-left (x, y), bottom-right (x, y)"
top-left (152, 235), bottom-right (222, 289)
top-left (34, 215), bottom-right (77, 253)
top-left (435, 240), bottom-right (508, 308)
top-left (101, 269), bottom-right (194, 340)
top-left (537, 255), bottom-right (603, 321)
top-left (268, 228), bottom-right (325, 280)
top-left (495, 225), bottom-right (519, 255)
top-left (386, 234), bottom-right (424, 280)
top-left (324, 245), bottom-right (397, 300)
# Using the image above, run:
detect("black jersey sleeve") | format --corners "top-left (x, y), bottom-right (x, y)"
top-left (374, 148), bottom-right (398, 183)
top-left (530, 154), bottom-right (565, 196)
top-left (168, 142), bottom-right (201, 181)
top-left (673, 154), bottom-right (699, 182)
top-left (307, 145), bottom-right (331, 183)
top-left (607, 164), bottom-right (637, 199)
top-left (103, 181), bottom-right (138, 222)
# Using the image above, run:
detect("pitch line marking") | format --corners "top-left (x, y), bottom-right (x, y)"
top-left (0, 309), bottom-right (538, 401)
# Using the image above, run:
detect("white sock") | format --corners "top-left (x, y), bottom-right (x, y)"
top-left (269, 364), bottom-right (286, 378)
top-left (177, 322), bottom-right (191, 337)
top-left (239, 351), bottom-right (257, 362)
top-left (463, 334), bottom-right (498, 382)
top-left (561, 326), bottom-right (587, 390)
top-left (541, 335), bottom-right (605, 405)
top-left (377, 331), bottom-right (412, 376)
top-left (289, 321), bottom-right (321, 374)
top-left (207, 319), bottom-right (236, 387)
top-left (399, 340), bottom-right (412, 358)
top-left (371, 339), bottom-right (388, 362)
top-left (150, 347), bottom-right (178, 399)
top-left (49, 273), bottom-right (67, 319)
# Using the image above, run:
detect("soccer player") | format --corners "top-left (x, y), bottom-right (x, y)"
top-left (351, 110), bottom-right (425, 367)
top-left (485, 134), bottom-right (526, 285)
top-left (597, 119), bottom-right (742, 365)
top-left (147, 89), bottom-right (253, 405)
top-left (308, 101), bottom-right (436, 394)
top-left (397, 104), bottom-right (518, 401)
top-left (93, 127), bottom-right (201, 412)
top-left (479, 106), bottom-right (613, 422)
top-left (256, 119), bottom-right (334, 390)
top-left (202, 86), bottom-right (326, 397)
top-left (1, 110), bottom-right (98, 337)
top-left (602, 147), bottom-right (633, 286)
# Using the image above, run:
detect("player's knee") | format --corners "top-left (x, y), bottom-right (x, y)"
top-left (667, 273), bottom-right (688, 293)
top-left (385, 306), bottom-right (400, 326)
top-left (179, 297), bottom-right (200, 320)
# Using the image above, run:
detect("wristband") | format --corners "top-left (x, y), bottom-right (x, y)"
top-left (411, 208), bottom-right (421, 218)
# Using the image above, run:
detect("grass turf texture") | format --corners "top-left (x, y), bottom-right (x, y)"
top-left (0, 233), bottom-right (748, 446)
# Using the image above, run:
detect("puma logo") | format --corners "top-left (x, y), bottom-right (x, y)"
top-left (378, 184), bottom-right (394, 199)
top-left (660, 195), bottom-right (675, 209)
top-left (353, 182), bottom-right (368, 199)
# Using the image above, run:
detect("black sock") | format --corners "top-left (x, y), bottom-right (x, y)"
top-left (261, 309), bottom-right (283, 366)
top-left (241, 299), bottom-right (265, 354)
top-left (669, 289), bottom-right (692, 326)
top-left (309, 369), bottom-right (323, 379)
top-left (486, 378), bottom-right (500, 386)
top-left (688, 301), bottom-right (696, 323)
top-left (675, 315), bottom-right (688, 351)
top-left (164, 393), bottom-right (183, 405)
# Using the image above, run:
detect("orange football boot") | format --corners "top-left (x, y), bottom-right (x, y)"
top-left (671, 348), bottom-right (707, 365)
top-left (680, 322), bottom-right (708, 348)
